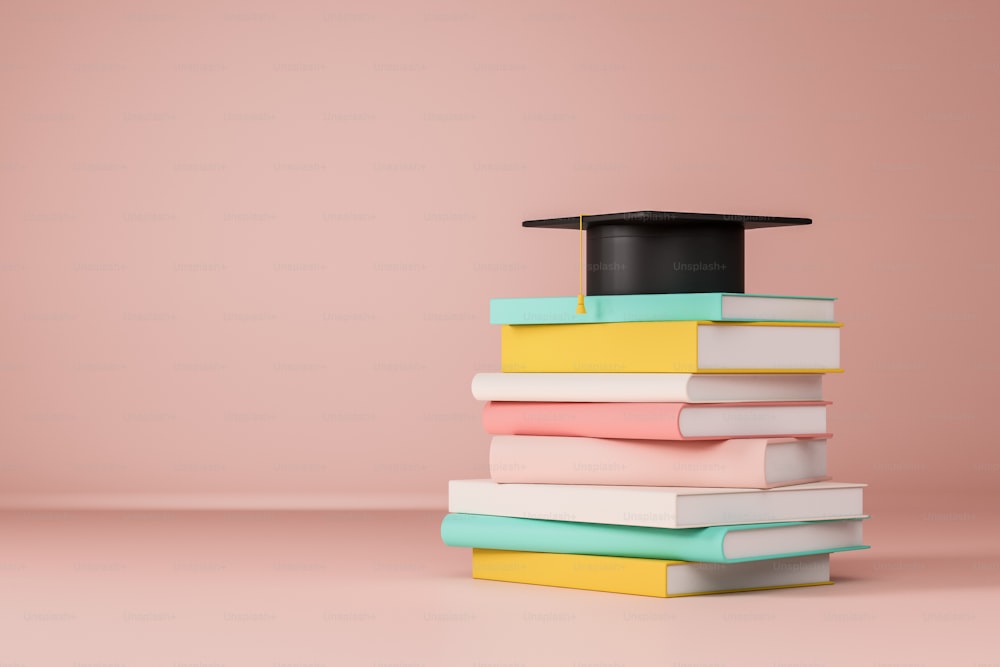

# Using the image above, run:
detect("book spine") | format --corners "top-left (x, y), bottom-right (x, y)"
top-left (472, 548), bottom-right (671, 597)
top-left (490, 293), bottom-right (722, 325)
top-left (501, 321), bottom-right (700, 373)
top-left (483, 402), bottom-right (687, 439)
top-left (471, 373), bottom-right (696, 402)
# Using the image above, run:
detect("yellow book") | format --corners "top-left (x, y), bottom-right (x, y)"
top-left (500, 321), bottom-right (842, 373)
top-left (472, 549), bottom-right (833, 597)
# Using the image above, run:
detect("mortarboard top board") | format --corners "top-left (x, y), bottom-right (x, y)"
top-left (523, 211), bottom-right (811, 296)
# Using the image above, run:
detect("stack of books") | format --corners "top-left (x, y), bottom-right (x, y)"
top-left (442, 212), bottom-right (868, 597)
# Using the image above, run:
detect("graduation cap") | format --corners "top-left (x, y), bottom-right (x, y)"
top-left (524, 211), bottom-right (811, 302)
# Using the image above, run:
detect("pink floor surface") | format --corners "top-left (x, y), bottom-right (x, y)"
top-left (1, 496), bottom-right (997, 666)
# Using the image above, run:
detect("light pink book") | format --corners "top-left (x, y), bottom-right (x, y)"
top-left (489, 435), bottom-right (830, 489)
top-left (482, 401), bottom-right (831, 440)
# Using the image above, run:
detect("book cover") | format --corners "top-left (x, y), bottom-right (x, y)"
top-left (500, 321), bottom-right (842, 373)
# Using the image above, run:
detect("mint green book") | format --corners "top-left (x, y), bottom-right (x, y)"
top-left (441, 513), bottom-right (867, 564)
top-left (489, 293), bottom-right (836, 325)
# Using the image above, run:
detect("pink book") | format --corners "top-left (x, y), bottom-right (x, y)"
top-left (482, 401), bottom-right (831, 440)
top-left (489, 435), bottom-right (830, 488)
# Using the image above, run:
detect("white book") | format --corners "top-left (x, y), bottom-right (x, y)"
top-left (448, 479), bottom-right (866, 529)
top-left (471, 372), bottom-right (824, 403)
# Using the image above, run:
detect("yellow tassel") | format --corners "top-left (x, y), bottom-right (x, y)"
top-left (576, 213), bottom-right (587, 314)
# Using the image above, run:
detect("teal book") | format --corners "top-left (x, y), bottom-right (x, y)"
top-left (440, 513), bottom-right (868, 564)
top-left (489, 292), bottom-right (836, 325)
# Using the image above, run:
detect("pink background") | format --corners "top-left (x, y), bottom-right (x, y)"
top-left (2, 3), bottom-right (999, 665)
top-left (2, 0), bottom-right (999, 510)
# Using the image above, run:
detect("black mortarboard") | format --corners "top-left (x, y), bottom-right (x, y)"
top-left (523, 211), bottom-right (811, 296)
